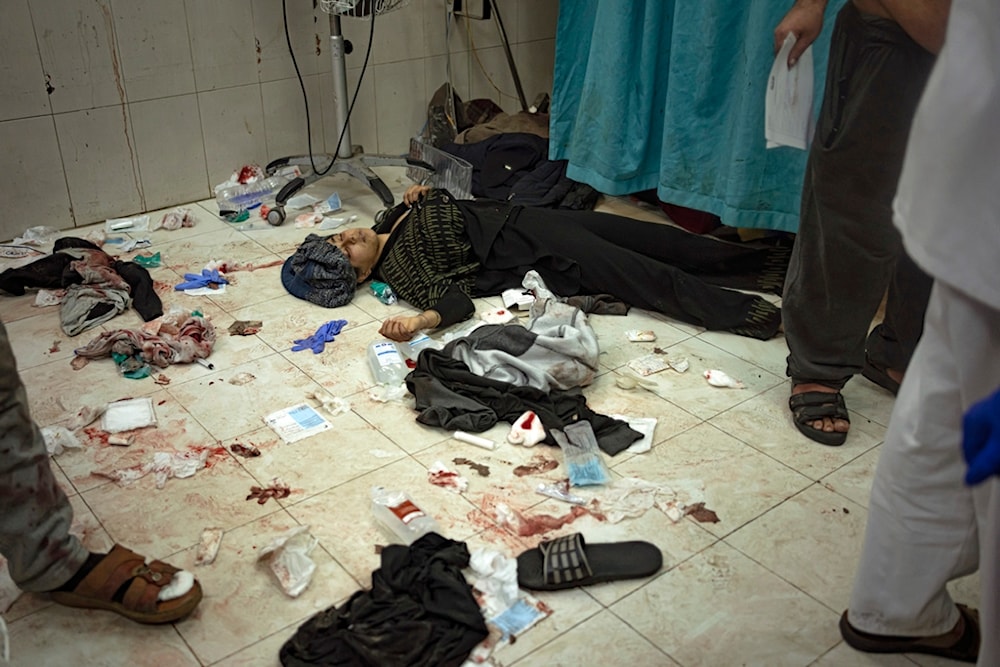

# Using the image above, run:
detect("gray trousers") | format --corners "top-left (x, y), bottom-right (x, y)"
top-left (0, 319), bottom-right (87, 592)
top-left (783, 3), bottom-right (934, 388)
top-left (848, 282), bottom-right (999, 666)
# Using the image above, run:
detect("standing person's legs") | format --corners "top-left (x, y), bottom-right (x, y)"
top-left (0, 320), bottom-right (88, 592)
top-left (0, 319), bottom-right (202, 623)
top-left (783, 5), bottom-right (935, 444)
top-left (843, 283), bottom-right (1000, 662)
top-left (863, 249), bottom-right (934, 394)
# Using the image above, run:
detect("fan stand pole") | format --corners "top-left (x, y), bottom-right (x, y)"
top-left (265, 10), bottom-right (435, 220)
top-left (329, 13), bottom-right (355, 160)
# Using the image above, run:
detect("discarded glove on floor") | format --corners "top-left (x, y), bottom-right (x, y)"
top-left (291, 319), bottom-right (347, 354)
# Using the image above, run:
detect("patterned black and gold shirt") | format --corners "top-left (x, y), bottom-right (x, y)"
top-left (374, 189), bottom-right (479, 326)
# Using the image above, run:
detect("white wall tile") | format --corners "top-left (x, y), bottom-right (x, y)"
top-left (252, 0), bottom-right (324, 83)
top-left (30, 0), bottom-right (122, 113)
top-left (186, 0), bottom-right (258, 91)
top-left (0, 117), bottom-right (73, 239)
top-left (198, 84), bottom-right (268, 187)
top-left (515, 0), bottom-right (559, 43)
top-left (370, 1), bottom-right (426, 65)
top-left (54, 106), bottom-right (145, 222)
top-left (422, 0), bottom-right (463, 59)
top-left (467, 45), bottom-right (520, 112)
top-left (261, 75), bottom-right (325, 161)
top-left (114, 0), bottom-right (196, 102)
top-left (372, 59), bottom-right (426, 153)
top-left (514, 38), bottom-right (555, 105)
top-left (0, 0), bottom-right (51, 121)
top-left (130, 94), bottom-right (209, 210)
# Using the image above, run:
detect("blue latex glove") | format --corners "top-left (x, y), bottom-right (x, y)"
top-left (174, 268), bottom-right (229, 291)
top-left (962, 388), bottom-right (1000, 485)
top-left (291, 319), bottom-right (348, 354)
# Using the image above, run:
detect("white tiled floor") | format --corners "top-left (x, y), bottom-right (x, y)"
top-left (0, 168), bottom-right (978, 666)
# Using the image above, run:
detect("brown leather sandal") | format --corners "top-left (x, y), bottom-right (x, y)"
top-left (49, 544), bottom-right (202, 624)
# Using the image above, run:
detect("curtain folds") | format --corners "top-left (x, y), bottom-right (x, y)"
top-left (550, 0), bottom-right (847, 233)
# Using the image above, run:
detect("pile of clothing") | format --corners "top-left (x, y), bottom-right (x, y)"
top-left (0, 237), bottom-right (162, 335)
top-left (74, 310), bottom-right (215, 368)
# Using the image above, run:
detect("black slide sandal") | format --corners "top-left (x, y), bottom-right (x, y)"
top-left (789, 391), bottom-right (850, 446)
top-left (517, 533), bottom-right (662, 591)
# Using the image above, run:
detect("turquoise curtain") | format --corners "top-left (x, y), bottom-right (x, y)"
top-left (550, 0), bottom-right (848, 233)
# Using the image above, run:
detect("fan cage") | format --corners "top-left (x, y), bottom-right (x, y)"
top-left (318, 0), bottom-right (411, 17)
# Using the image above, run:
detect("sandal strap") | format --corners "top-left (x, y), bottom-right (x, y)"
top-left (789, 392), bottom-right (850, 422)
top-left (77, 545), bottom-right (177, 613)
top-left (540, 533), bottom-right (592, 586)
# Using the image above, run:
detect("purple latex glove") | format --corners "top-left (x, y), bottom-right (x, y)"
top-left (291, 319), bottom-right (347, 354)
top-left (962, 387), bottom-right (1000, 485)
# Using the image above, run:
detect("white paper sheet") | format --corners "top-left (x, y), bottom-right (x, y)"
top-left (765, 33), bottom-right (815, 150)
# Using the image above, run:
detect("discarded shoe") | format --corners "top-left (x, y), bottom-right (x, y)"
top-left (516, 532), bottom-right (661, 591)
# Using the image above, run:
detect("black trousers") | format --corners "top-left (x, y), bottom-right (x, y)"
top-left (783, 3), bottom-right (935, 387)
top-left (480, 206), bottom-right (789, 339)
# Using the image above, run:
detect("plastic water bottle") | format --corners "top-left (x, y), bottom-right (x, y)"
top-left (367, 341), bottom-right (408, 384)
top-left (370, 486), bottom-right (440, 544)
top-left (215, 175), bottom-right (289, 214)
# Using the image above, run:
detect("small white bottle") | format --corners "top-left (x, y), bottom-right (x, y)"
top-left (370, 486), bottom-right (440, 544)
top-left (367, 341), bottom-right (407, 384)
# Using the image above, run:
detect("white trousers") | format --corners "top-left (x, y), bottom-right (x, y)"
top-left (848, 282), bottom-right (999, 666)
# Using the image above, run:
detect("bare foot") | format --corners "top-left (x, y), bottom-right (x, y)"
top-left (791, 383), bottom-right (850, 434)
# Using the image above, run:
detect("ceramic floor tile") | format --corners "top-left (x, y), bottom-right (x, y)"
top-left (5, 187), bottom-right (973, 667)
top-left (211, 623), bottom-right (292, 666)
top-left (821, 445), bottom-right (884, 509)
top-left (82, 451), bottom-right (276, 562)
top-left (167, 352), bottom-right (328, 441)
top-left (5, 607), bottom-right (201, 666)
top-left (512, 610), bottom-right (680, 666)
top-left (473, 584), bottom-right (604, 666)
top-left (55, 389), bottom-right (209, 493)
top-left (727, 484), bottom-right (868, 613)
top-left (3, 312), bottom-right (80, 370)
top-left (574, 500), bottom-right (717, 608)
top-left (156, 228), bottom-right (272, 273)
top-left (18, 356), bottom-right (162, 432)
top-left (0, 291), bottom-right (53, 324)
top-left (285, 457), bottom-right (480, 586)
top-left (612, 541), bottom-right (841, 666)
top-left (277, 320), bottom-right (390, 398)
top-left (125, 203), bottom-right (233, 245)
top-left (204, 257), bottom-right (288, 312)
top-left (611, 422), bottom-right (814, 539)
top-left (841, 378), bottom-right (898, 428)
top-left (590, 309), bottom-right (691, 372)
top-left (812, 642), bottom-right (919, 666)
top-left (348, 388), bottom-right (451, 454)
top-left (699, 327), bottom-right (791, 378)
top-left (625, 336), bottom-right (786, 421)
top-left (582, 371), bottom-right (703, 444)
top-left (173, 511), bottom-right (360, 666)
top-left (228, 413), bottom-right (408, 504)
top-left (411, 433), bottom-right (566, 510)
top-left (709, 384), bottom-right (887, 480)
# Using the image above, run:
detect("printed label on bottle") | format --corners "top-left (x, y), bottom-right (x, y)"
top-left (390, 499), bottom-right (425, 525)
top-left (372, 342), bottom-right (403, 368)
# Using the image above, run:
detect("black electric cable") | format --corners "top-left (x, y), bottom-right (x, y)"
top-left (281, 0), bottom-right (376, 177)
